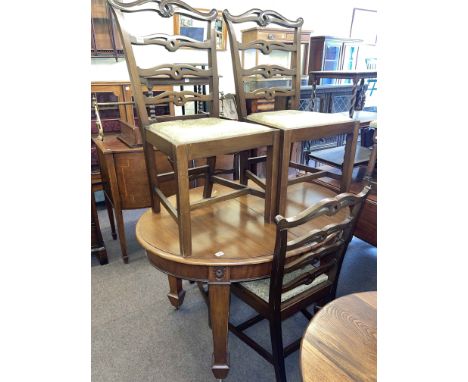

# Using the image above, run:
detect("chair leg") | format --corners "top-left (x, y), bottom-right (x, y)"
top-left (144, 141), bottom-right (161, 213)
top-left (269, 317), bottom-right (287, 382)
top-left (196, 282), bottom-right (211, 328)
top-left (104, 193), bottom-right (117, 240)
top-left (91, 190), bottom-right (109, 265)
top-left (203, 156), bottom-right (216, 198)
top-left (264, 133), bottom-right (280, 222)
top-left (173, 145), bottom-right (192, 257)
top-left (364, 137), bottom-right (377, 181)
top-left (233, 153), bottom-right (240, 180)
top-left (340, 122), bottom-right (359, 193)
top-left (239, 150), bottom-right (249, 186)
top-left (277, 132), bottom-right (292, 216)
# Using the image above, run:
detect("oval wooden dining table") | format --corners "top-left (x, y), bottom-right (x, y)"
top-left (136, 181), bottom-right (348, 380)
top-left (300, 291), bottom-right (377, 382)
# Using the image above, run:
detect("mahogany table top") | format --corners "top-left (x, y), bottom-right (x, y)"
top-left (136, 182), bottom-right (347, 269)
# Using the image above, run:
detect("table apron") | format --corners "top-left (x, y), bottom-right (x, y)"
top-left (145, 251), bottom-right (273, 282)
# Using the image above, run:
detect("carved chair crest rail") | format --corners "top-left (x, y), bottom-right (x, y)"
top-left (108, 0), bottom-right (280, 256)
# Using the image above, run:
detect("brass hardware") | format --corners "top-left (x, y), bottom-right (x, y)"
top-left (92, 94), bottom-right (104, 141)
top-left (215, 267), bottom-right (225, 281)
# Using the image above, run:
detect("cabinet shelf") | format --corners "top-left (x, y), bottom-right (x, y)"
top-left (91, 0), bottom-right (124, 60)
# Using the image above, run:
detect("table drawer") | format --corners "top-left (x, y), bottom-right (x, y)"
top-left (257, 31), bottom-right (288, 41)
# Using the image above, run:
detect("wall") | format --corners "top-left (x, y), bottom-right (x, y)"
top-left (91, 0), bottom-right (377, 93)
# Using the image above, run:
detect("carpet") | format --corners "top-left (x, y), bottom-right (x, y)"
top-left (92, 206), bottom-right (377, 382)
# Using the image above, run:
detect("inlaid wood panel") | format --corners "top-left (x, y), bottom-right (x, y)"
top-left (114, 153), bottom-right (152, 209)
top-left (95, 135), bottom-right (177, 210)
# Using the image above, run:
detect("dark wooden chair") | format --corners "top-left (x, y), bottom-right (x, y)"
top-left (223, 8), bottom-right (359, 217)
top-left (108, 1), bottom-right (280, 257)
top-left (364, 121), bottom-right (377, 188)
top-left (229, 185), bottom-right (372, 382)
top-left (307, 70), bottom-right (377, 175)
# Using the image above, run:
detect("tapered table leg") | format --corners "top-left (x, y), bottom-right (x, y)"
top-left (104, 193), bottom-right (117, 240)
top-left (167, 275), bottom-right (186, 309)
top-left (114, 207), bottom-right (128, 264)
top-left (208, 267), bottom-right (231, 379)
top-left (103, 153), bottom-right (128, 263)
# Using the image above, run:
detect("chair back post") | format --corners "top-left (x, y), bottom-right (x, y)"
top-left (108, 2), bottom-right (151, 141)
top-left (268, 186), bottom-right (372, 307)
top-left (340, 120), bottom-right (360, 193)
top-left (289, 26), bottom-right (302, 110)
top-left (108, 0), bottom-right (220, 134)
top-left (269, 222), bottom-right (289, 312)
top-left (222, 9), bottom-right (304, 118)
top-left (206, 14), bottom-right (220, 117)
top-left (222, 10), bottom-right (249, 120)
top-left (327, 189), bottom-right (370, 299)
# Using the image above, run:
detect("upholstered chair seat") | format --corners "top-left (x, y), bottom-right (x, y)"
top-left (334, 110), bottom-right (377, 126)
top-left (240, 264), bottom-right (329, 303)
top-left (308, 111), bottom-right (377, 169)
top-left (147, 117), bottom-right (273, 145)
top-left (246, 110), bottom-right (352, 130)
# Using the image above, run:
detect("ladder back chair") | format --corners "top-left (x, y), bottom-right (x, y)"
top-left (229, 185), bottom-right (371, 382)
top-left (223, 8), bottom-right (360, 216)
top-left (307, 70), bottom-right (377, 177)
top-left (108, 0), bottom-right (280, 256)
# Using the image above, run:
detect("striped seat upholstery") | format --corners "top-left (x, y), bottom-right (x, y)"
top-left (240, 264), bottom-right (329, 303)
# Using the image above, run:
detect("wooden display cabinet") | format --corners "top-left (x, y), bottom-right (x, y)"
top-left (91, 82), bottom-right (129, 173)
top-left (93, 134), bottom-right (178, 264)
top-left (91, 81), bottom-right (174, 171)
top-left (91, 0), bottom-right (124, 59)
top-left (241, 27), bottom-right (312, 76)
top-left (240, 28), bottom-right (311, 114)
top-left (308, 36), bottom-right (363, 84)
top-left (91, 81), bottom-right (175, 263)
